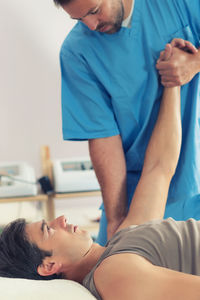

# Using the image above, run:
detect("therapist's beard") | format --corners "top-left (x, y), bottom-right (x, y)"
top-left (96, 0), bottom-right (124, 34)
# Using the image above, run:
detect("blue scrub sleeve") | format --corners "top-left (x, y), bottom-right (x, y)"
top-left (60, 50), bottom-right (120, 141)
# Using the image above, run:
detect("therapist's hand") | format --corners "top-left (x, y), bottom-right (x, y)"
top-left (170, 38), bottom-right (198, 54)
top-left (156, 40), bottom-right (200, 87)
top-left (157, 39), bottom-right (198, 64)
top-left (107, 216), bottom-right (125, 240)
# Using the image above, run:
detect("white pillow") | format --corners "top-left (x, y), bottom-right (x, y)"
top-left (0, 277), bottom-right (97, 300)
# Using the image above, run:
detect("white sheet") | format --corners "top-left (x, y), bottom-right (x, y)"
top-left (0, 277), bottom-right (97, 300)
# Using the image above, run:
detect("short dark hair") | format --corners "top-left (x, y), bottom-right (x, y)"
top-left (53, 0), bottom-right (72, 6)
top-left (0, 219), bottom-right (60, 280)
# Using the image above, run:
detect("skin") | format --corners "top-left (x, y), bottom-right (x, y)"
top-left (157, 38), bottom-right (200, 87)
top-left (89, 135), bottom-right (127, 240)
top-left (94, 253), bottom-right (200, 300)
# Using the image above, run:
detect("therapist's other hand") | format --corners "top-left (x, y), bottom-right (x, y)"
top-left (170, 38), bottom-right (198, 54)
top-left (157, 39), bottom-right (198, 64)
top-left (156, 44), bottom-right (200, 87)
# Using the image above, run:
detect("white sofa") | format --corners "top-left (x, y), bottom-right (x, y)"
top-left (0, 277), bottom-right (97, 300)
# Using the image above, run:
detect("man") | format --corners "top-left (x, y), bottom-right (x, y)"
top-left (56, 0), bottom-right (200, 245)
top-left (1, 46), bottom-right (200, 300)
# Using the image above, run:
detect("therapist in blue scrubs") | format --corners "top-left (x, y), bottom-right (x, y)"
top-left (54, 0), bottom-right (200, 245)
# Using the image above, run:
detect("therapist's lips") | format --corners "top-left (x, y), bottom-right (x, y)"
top-left (97, 24), bottom-right (112, 33)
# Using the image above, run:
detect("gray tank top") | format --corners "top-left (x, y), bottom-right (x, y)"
top-left (83, 218), bottom-right (200, 300)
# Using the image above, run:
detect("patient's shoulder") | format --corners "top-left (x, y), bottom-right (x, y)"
top-left (94, 254), bottom-right (149, 300)
top-left (94, 256), bottom-right (124, 300)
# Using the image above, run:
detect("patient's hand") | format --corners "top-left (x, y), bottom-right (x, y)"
top-left (156, 39), bottom-right (200, 87)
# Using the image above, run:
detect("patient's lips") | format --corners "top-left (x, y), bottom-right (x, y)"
top-left (74, 226), bottom-right (82, 234)
top-left (62, 216), bottom-right (81, 233)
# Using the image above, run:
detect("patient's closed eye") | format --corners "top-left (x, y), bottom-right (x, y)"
top-left (46, 224), bottom-right (55, 237)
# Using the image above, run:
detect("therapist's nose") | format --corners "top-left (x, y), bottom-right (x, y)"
top-left (82, 15), bottom-right (99, 31)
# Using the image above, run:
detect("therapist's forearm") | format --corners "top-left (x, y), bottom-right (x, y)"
top-left (89, 135), bottom-right (127, 238)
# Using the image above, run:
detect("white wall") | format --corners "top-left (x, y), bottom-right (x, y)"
top-left (0, 0), bottom-right (89, 177)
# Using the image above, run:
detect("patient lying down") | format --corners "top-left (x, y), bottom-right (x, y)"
top-left (1, 45), bottom-right (200, 300)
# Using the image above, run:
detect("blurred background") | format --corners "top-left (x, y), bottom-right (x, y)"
top-left (0, 0), bottom-right (101, 234)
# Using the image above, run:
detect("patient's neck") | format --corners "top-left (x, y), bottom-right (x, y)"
top-left (62, 243), bottom-right (105, 283)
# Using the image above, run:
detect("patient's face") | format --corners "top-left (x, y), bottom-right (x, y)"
top-left (26, 215), bottom-right (93, 265)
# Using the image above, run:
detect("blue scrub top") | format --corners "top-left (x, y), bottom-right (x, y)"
top-left (60, 0), bottom-right (200, 220)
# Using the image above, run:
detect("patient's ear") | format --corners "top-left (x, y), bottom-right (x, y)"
top-left (37, 259), bottom-right (62, 276)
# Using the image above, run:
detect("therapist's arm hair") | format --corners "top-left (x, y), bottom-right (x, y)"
top-left (89, 135), bottom-right (127, 240)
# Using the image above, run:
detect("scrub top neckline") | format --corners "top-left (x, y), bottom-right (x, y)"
top-left (101, 0), bottom-right (142, 38)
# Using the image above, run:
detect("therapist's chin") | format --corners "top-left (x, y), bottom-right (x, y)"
top-left (106, 27), bottom-right (121, 34)
top-left (96, 23), bottom-right (121, 34)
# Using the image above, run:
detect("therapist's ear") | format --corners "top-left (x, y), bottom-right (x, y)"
top-left (37, 259), bottom-right (62, 276)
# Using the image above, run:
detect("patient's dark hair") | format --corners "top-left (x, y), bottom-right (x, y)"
top-left (54, 0), bottom-right (72, 6)
top-left (0, 219), bottom-right (60, 280)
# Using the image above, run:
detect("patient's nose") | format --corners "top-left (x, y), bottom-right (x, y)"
top-left (50, 215), bottom-right (67, 228)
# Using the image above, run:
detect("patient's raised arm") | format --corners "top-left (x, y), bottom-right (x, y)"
top-left (117, 45), bottom-right (182, 229)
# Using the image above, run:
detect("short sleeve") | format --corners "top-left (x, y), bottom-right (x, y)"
top-left (60, 49), bottom-right (120, 141)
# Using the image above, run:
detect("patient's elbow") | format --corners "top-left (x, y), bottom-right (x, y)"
top-left (143, 160), bottom-right (177, 181)
top-left (160, 160), bottom-right (179, 182)
top-left (160, 161), bottom-right (177, 179)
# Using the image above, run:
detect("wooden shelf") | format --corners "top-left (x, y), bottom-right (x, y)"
top-left (54, 190), bottom-right (101, 199)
